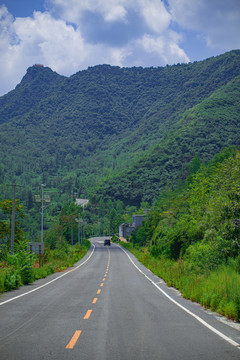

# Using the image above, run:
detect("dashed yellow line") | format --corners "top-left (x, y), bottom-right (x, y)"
top-left (65, 245), bottom-right (111, 350)
top-left (84, 310), bottom-right (92, 319)
top-left (66, 330), bottom-right (82, 349)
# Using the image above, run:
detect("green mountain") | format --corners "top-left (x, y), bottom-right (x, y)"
top-left (0, 50), bottom-right (240, 206)
top-left (97, 73), bottom-right (240, 205)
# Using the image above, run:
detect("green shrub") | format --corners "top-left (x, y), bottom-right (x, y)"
top-left (123, 243), bottom-right (240, 321)
top-left (184, 235), bottom-right (228, 270)
top-left (1, 267), bottom-right (22, 291)
top-left (0, 240), bottom-right (91, 294)
top-left (4, 241), bottom-right (35, 285)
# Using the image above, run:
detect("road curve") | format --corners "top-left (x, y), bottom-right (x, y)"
top-left (0, 237), bottom-right (239, 360)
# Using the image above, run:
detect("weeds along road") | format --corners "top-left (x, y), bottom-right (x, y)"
top-left (0, 237), bottom-right (240, 360)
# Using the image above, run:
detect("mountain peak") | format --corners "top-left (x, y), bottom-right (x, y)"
top-left (23, 64), bottom-right (55, 81)
top-left (16, 64), bottom-right (65, 93)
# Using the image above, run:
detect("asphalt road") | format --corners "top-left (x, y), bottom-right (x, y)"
top-left (0, 237), bottom-right (240, 360)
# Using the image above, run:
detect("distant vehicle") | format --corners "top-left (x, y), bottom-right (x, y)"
top-left (104, 239), bottom-right (111, 246)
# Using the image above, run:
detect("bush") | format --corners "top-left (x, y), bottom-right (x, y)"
top-left (0, 266), bottom-right (22, 292)
top-left (122, 243), bottom-right (240, 321)
top-left (4, 268), bottom-right (22, 291)
top-left (4, 241), bottom-right (35, 285)
top-left (0, 240), bottom-right (91, 294)
top-left (184, 235), bottom-right (229, 270)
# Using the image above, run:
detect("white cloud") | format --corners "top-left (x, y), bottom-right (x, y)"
top-left (139, 0), bottom-right (171, 33)
top-left (14, 11), bottom-right (88, 75)
top-left (168, 0), bottom-right (240, 50)
top-left (0, 6), bottom-right (23, 94)
top-left (110, 47), bottom-right (131, 65)
top-left (47, 0), bottom-right (130, 24)
top-left (137, 32), bottom-right (189, 65)
top-left (104, 5), bottom-right (127, 22)
top-left (48, 0), bottom-right (172, 33)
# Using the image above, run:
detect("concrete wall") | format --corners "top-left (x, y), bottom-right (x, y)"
top-left (119, 214), bottom-right (145, 238)
top-left (132, 215), bottom-right (144, 228)
top-left (119, 223), bottom-right (135, 238)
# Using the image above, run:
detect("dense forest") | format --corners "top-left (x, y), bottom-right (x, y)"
top-left (0, 50), bottom-right (240, 208)
top-left (97, 73), bottom-right (240, 204)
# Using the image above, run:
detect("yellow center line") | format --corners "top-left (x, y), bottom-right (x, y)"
top-left (65, 330), bottom-right (82, 349)
top-left (66, 250), bottom-right (111, 351)
top-left (84, 309), bottom-right (92, 319)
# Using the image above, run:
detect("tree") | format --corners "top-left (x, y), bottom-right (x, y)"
top-left (0, 199), bottom-right (26, 246)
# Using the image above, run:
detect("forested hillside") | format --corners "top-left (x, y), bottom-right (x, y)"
top-left (97, 74), bottom-right (240, 204)
top-left (127, 148), bottom-right (240, 321)
top-left (0, 50), bottom-right (240, 207)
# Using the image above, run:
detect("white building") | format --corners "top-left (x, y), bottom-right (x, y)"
top-left (75, 199), bottom-right (89, 207)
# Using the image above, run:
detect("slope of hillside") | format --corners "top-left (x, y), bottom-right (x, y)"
top-left (125, 148), bottom-right (240, 321)
top-left (0, 65), bottom-right (65, 125)
top-left (96, 75), bottom-right (240, 205)
top-left (0, 50), bottom-right (240, 204)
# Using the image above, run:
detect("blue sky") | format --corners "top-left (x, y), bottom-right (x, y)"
top-left (0, 0), bottom-right (240, 96)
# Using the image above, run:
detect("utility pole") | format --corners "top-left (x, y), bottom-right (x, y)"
top-left (35, 184), bottom-right (50, 244)
top-left (78, 216), bottom-right (80, 246)
top-left (81, 220), bottom-right (83, 244)
top-left (71, 215), bottom-right (73, 245)
top-left (61, 208), bottom-right (63, 248)
top-left (41, 184), bottom-right (45, 244)
top-left (76, 216), bottom-right (82, 245)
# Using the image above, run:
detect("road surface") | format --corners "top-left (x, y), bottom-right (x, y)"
top-left (0, 237), bottom-right (240, 359)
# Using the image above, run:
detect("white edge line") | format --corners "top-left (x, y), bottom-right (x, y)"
top-left (0, 244), bottom-right (95, 306)
top-left (118, 244), bottom-right (240, 349)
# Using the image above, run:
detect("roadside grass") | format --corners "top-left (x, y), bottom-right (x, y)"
top-left (121, 242), bottom-right (240, 322)
top-left (0, 240), bottom-right (91, 294)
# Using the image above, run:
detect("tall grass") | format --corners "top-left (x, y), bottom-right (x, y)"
top-left (122, 242), bottom-right (240, 321)
top-left (0, 240), bottom-right (91, 294)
